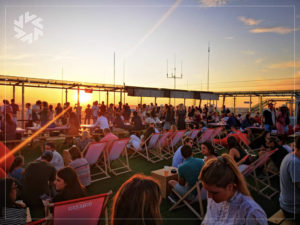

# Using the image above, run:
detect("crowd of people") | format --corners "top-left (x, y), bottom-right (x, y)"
top-left (0, 98), bottom-right (299, 224)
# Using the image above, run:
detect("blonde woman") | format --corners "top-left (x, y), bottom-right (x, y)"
top-left (199, 154), bottom-right (267, 225)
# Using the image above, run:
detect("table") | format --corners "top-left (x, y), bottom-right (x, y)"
top-left (80, 124), bottom-right (96, 129)
top-left (151, 167), bottom-right (178, 198)
top-left (207, 123), bottom-right (226, 128)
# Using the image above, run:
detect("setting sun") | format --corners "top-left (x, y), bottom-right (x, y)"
top-left (73, 90), bottom-right (93, 105)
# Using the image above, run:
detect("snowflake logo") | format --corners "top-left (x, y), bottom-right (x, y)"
top-left (14, 11), bottom-right (43, 44)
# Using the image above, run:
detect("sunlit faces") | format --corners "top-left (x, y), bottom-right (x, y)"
top-left (201, 144), bottom-right (209, 156)
top-left (54, 175), bottom-right (66, 191)
top-left (202, 182), bottom-right (235, 203)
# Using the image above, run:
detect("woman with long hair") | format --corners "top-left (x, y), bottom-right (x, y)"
top-left (199, 154), bottom-right (267, 225)
top-left (0, 178), bottom-right (27, 225)
top-left (52, 167), bottom-right (86, 203)
top-left (201, 142), bottom-right (218, 163)
top-left (0, 113), bottom-right (16, 140)
top-left (227, 136), bottom-right (248, 164)
top-left (111, 174), bottom-right (162, 225)
top-left (67, 112), bottom-right (80, 136)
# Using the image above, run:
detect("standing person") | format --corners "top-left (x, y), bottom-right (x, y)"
top-left (1, 113), bottom-right (16, 140)
top-left (55, 103), bottom-right (63, 116)
top-left (263, 103), bottom-right (275, 132)
top-left (25, 103), bottom-right (33, 128)
top-left (94, 112), bottom-right (109, 131)
top-left (279, 136), bottom-right (300, 224)
top-left (40, 101), bottom-right (49, 127)
top-left (176, 104), bottom-right (186, 130)
top-left (92, 101), bottom-right (99, 124)
top-left (111, 174), bottom-right (162, 225)
top-left (131, 111), bottom-right (143, 131)
top-left (22, 151), bottom-right (56, 215)
top-left (32, 100), bottom-right (41, 124)
top-left (84, 104), bottom-right (92, 124)
top-left (10, 99), bottom-right (19, 124)
top-left (75, 103), bottom-right (82, 124)
top-left (276, 104), bottom-right (288, 135)
top-left (52, 167), bottom-right (86, 203)
top-left (199, 154), bottom-right (267, 225)
top-left (163, 105), bottom-right (172, 130)
top-left (48, 105), bottom-right (56, 128)
top-left (100, 101), bottom-right (107, 114)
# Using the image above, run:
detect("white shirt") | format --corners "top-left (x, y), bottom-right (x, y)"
top-left (26, 109), bottom-right (32, 120)
top-left (95, 116), bottom-right (109, 130)
top-left (202, 191), bottom-right (267, 225)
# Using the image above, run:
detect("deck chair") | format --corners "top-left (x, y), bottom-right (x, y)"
top-left (242, 149), bottom-right (279, 200)
top-left (232, 128), bottom-right (259, 154)
top-left (169, 130), bottom-right (186, 154)
top-left (50, 191), bottom-right (112, 225)
top-left (169, 180), bottom-right (205, 220)
top-left (0, 142), bottom-right (14, 172)
top-left (198, 127), bottom-right (223, 150)
top-left (187, 129), bottom-right (202, 154)
top-left (157, 131), bottom-right (173, 159)
top-left (129, 133), bottom-right (162, 163)
top-left (106, 138), bottom-right (131, 176)
top-left (84, 141), bottom-right (110, 182)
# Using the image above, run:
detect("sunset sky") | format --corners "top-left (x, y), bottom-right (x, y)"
top-left (0, 0), bottom-right (299, 107)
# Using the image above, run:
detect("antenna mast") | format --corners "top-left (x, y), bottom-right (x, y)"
top-left (207, 42), bottom-right (210, 92)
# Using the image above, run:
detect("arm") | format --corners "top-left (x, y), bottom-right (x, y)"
top-left (178, 176), bottom-right (186, 186)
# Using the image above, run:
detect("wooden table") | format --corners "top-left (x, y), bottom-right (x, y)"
top-left (151, 167), bottom-right (178, 198)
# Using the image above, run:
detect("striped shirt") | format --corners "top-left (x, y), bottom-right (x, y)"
top-left (69, 158), bottom-right (91, 186)
top-left (0, 207), bottom-right (27, 225)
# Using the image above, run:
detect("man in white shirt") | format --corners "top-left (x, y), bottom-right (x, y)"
top-left (94, 112), bottom-right (110, 130)
top-left (38, 142), bottom-right (64, 171)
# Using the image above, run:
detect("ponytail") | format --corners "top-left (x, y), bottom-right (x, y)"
top-left (199, 153), bottom-right (250, 197)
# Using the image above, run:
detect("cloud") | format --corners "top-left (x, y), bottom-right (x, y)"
top-left (241, 50), bottom-right (255, 56)
top-left (250, 26), bottom-right (295, 35)
top-left (0, 54), bottom-right (34, 60)
top-left (268, 60), bottom-right (300, 69)
top-left (238, 16), bottom-right (262, 26)
top-left (255, 58), bottom-right (264, 64)
top-left (199, 0), bottom-right (228, 7)
top-left (225, 36), bottom-right (234, 40)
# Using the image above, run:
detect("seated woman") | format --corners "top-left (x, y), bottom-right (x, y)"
top-left (111, 174), bottom-right (162, 225)
top-left (9, 156), bottom-right (25, 185)
top-left (0, 178), bottom-right (27, 225)
top-left (199, 154), bottom-right (267, 225)
top-left (75, 131), bottom-right (91, 151)
top-left (227, 136), bottom-right (248, 165)
top-left (67, 112), bottom-right (80, 136)
top-left (52, 167), bottom-right (86, 203)
top-left (68, 146), bottom-right (91, 187)
top-left (201, 142), bottom-right (218, 163)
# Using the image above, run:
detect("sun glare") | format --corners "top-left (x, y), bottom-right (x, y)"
top-left (73, 90), bottom-right (93, 105)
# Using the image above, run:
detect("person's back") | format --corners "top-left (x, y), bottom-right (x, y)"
top-left (132, 112), bottom-right (143, 130)
top-left (279, 137), bottom-right (300, 223)
top-left (22, 152), bottom-right (56, 209)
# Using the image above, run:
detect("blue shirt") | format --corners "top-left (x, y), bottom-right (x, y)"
top-left (172, 146), bottom-right (184, 168)
top-left (279, 153), bottom-right (300, 213)
top-left (178, 157), bottom-right (204, 189)
top-left (9, 167), bottom-right (24, 184)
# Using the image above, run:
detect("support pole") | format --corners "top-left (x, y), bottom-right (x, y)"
top-left (120, 89), bottom-right (122, 105)
top-left (184, 98), bottom-right (186, 106)
top-left (106, 91), bottom-right (109, 107)
top-left (140, 97), bottom-right (143, 105)
top-left (99, 90), bottom-right (101, 103)
top-left (259, 95), bottom-right (263, 115)
top-left (216, 100), bottom-right (218, 112)
top-left (21, 82), bottom-right (25, 128)
top-left (233, 96), bottom-right (236, 114)
top-left (290, 95), bottom-right (294, 116)
top-left (65, 89), bottom-right (68, 103)
top-left (249, 94), bottom-right (252, 113)
top-left (222, 95), bottom-right (226, 107)
top-left (154, 97), bottom-right (157, 105)
top-left (13, 85), bottom-right (15, 100)
top-left (77, 86), bottom-right (80, 106)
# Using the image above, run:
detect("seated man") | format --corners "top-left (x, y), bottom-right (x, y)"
top-left (22, 151), bottom-right (56, 216)
top-left (37, 142), bottom-right (64, 171)
top-left (168, 145), bottom-right (204, 201)
top-left (101, 128), bottom-right (118, 142)
top-left (279, 136), bottom-right (300, 224)
top-left (172, 138), bottom-right (193, 168)
top-left (94, 112), bottom-right (109, 130)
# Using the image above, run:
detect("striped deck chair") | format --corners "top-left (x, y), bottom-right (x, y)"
top-left (186, 129), bottom-right (202, 154)
top-left (169, 130), bottom-right (186, 154)
top-left (242, 149), bottom-right (279, 200)
top-left (49, 191), bottom-right (112, 225)
top-left (169, 180), bottom-right (205, 220)
top-left (130, 133), bottom-right (162, 163)
top-left (106, 138), bottom-right (131, 176)
top-left (198, 127), bottom-right (223, 150)
top-left (232, 128), bottom-right (259, 153)
top-left (157, 131), bottom-right (174, 159)
top-left (84, 141), bottom-right (110, 182)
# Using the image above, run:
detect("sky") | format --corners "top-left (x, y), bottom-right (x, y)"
top-left (0, 0), bottom-right (299, 107)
